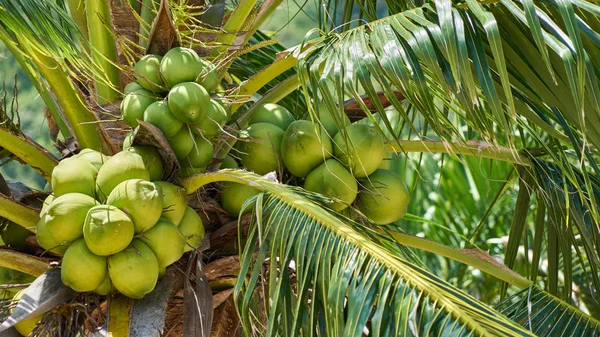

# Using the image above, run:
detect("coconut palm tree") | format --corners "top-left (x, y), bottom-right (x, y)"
top-left (0, 0), bottom-right (599, 336)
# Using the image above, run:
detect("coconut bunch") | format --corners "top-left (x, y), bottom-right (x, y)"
top-left (36, 148), bottom-right (205, 299)
top-left (223, 103), bottom-right (410, 225)
top-left (120, 47), bottom-right (228, 176)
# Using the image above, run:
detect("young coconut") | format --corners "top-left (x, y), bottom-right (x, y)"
top-left (197, 58), bottom-right (218, 92)
top-left (108, 239), bottom-right (159, 299)
top-left (168, 127), bottom-right (195, 160)
top-left (304, 159), bottom-right (358, 212)
top-left (94, 273), bottom-right (113, 295)
top-left (235, 123), bottom-right (284, 175)
top-left (0, 222), bottom-right (32, 249)
top-left (11, 289), bottom-right (43, 336)
top-left (194, 99), bottom-right (228, 137)
top-left (43, 193), bottom-right (98, 244)
top-left (159, 47), bottom-right (204, 88)
top-left (221, 182), bottom-right (259, 216)
top-left (153, 181), bottom-right (188, 225)
top-left (121, 89), bottom-right (157, 127)
top-left (123, 81), bottom-right (143, 95)
top-left (178, 207), bottom-right (205, 252)
top-left (143, 101), bottom-right (183, 138)
top-left (51, 157), bottom-right (98, 197)
top-left (125, 146), bottom-right (164, 181)
top-left (35, 215), bottom-right (69, 255)
top-left (61, 239), bottom-right (107, 292)
top-left (133, 54), bottom-right (166, 93)
top-left (122, 130), bottom-right (135, 150)
top-left (106, 179), bottom-right (163, 233)
top-left (219, 154), bottom-right (238, 169)
top-left (139, 218), bottom-right (185, 269)
top-left (167, 82), bottom-right (210, 124)
top-left (249, 103), bottom-right (295, 131)
top-left (314, 102), bottom-right (350, 138)
top-left (186, 134), bottom-right (214, 168)
top-left (281, 120), bottom-right (332, 178)
top-left (358, 169), bottom-right (410, 225)
top-left (83, 205), bottom-right (135, 256)
top-left (95, 151), bottom-right (150, 200)
top-left (333, 124), bottom-right (385, 178)
top-left (75, 148), bottom-right (109, 170)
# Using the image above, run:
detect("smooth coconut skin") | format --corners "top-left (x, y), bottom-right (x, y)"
top-left (153, 181), bottom-right (188, 225)
top-left (51, 157), bottom-right (98, 197)
top-left (83, 205), bottom-right (135, 256)
top-left (125, 146), bottom-right (164, 181)
top-left (281, 120), bottom-right (333, 178)
top-left (61, 239), bottom-right (107, 292)
top-left (35, 215), bottom-right (68, 255)
top-left (121, 90), bottom-right (157, 127)
top-left (178, 207), bottom-right (205, 252)
top-left (194, 99), bottom-right (228, 137)
top-left (167, 82), bottom-right (210, 124)
top-left (358, 169), bottom-right (410, 225)
top-left (123, 81), bottom-right (143, 95)
top-left (122, 130), bottom-right (135, 150)
top-left (108, 239), bottom-right (159, 299)
top-left (40, 194), bottom-right (54, 216)
top-left (12, 289), bottom-right (43, 336)
top-left (197, 58), bottom-right (218, 92)
top-left (187, 135), bottom-right (214, 168)
top-left (107, 179), bottom-right (163, 233)
top-left (94, 273), bottom-right (113, 295)
top-left (143, 101), bottom-right (183, 138)
top-left (159, 47), bottom-right (204, 88)
top-left (75, 148), bottom-right (109, 170)
top-left (315, 102), bottom-right (350, 138)
top-left (304, 159), bottom-right (358, 212)
top-left (220, 182), bottom-right (259, 216)
top-left (219, 154), bottom-right (238, 169)
top-left (333, 124), bottom-right (386, 178)
top-left (249, 103), bottom-right (295, 130)
top-left (134, 54), bottom-right (165, 93)
top-left (168, 127), bottom-right (195, 160)
top-left (95, 151), bottom-right (150, 200)
top-left (43, 193), bottom-right (98, 244)
top-left (0, 222), bottom-right (32, 249)
top-left (139, 218), bottom-right (185, 269)
top-left (236, 122), bottom-right (285, 175)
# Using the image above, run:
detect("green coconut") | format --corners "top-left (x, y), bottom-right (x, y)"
top-left (333, 124), bottom-right (385, 178)
top-left (123, 82), bottom-right (143, 95)
top-left (355, 109), bottom-right (402, 141)
top-left (83, 205), bottom-right (135, 256)
top-left (358, 169), bottom-right (410, 225)
top-left (43, 193), bottom-right (98, 244)
top-left (108, 239), bottom-right (159, 299)
top-left (303, 159), bottom-right (358, 211)
top-left (314, 103), bottom-right (350, 138)
top-left (235, 123), bottom-right (284, 175)
top-left (123, 130), bottom-right (135, 150)
top-left (94, 273), bottom-right (113, 295)
top-left (180, 161), bottom-right (206, 177)
top-left (159, 47), bottom-right (204, 88)
top-left (95, 150), bottom-right (150, 200)
top-left (178, 207), bottom-right (205, 252)
top-left (221, 182), bottom-right (259, 216)
top-left (75, 148), bottom-right (109, 170)
top-left (153, 181), bottom-right (188, 225)
top-left (167, 82), bottom-right (210, 124)
top-left (51, 157), bottom-right (98, 198)
top-left (61, 239), bottom-right (107, 292)
top-left (197, 58), bottom-right (218, 92)
top-left (281, 120), bottom-right (332, 178)
top-left (107, 179), bottom-right (163, 233)
top-left (194, 99), bottom-right (228, 137)
top-left (186, 135), bottom-right (214, 168)
top-left (126, 146), bottom-right (164, 181)
top-left (12, 289), bottom-right (43, 336)
top-left (249, 103), bottom-right (295, 130)
top-left (133, 54), bottom-right (166, 93)
top-left (168, 127), bottom-right (195, 160)
top-left (0, 222), bottom-right (32, 249)
top-left (139, 218), bottom-right (185, 269)
top-left (121, 89), bottom-right (157, 127)
top-left (35, 215), bottom-right (69, 255)
top-left (219, 155), bottom-right (238, 169)
top-left (142, 100), bottom-right (183, 138)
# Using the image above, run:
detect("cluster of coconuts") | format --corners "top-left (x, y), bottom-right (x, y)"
top-left (121, 47), bottom-right (227, 176)
top-left (36, 148), bottom-right (205, 299)
top-left (221, 103), bottom-right (410, 225)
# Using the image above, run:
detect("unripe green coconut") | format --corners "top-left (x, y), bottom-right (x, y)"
top-left (61, 239), bottom-right (107, 292)
top-left (249, 103), bottom-right (295, 130)
top-left (35, 216), bottom-right (68, 255)
top-left (197, 58), bottom-right (218, 92)
top-left (358, 169), bottom-right (410, 225)
top-left (0, 222), bottom-right (32, 249)
top-left (12, 288), bottom-right (43, 336)
top-left (167, 82), bottom-right (210, 124)
top-left (355, 109), bottom-right (402, 141)
top-left (95, 151), bottom-right (150, 200)
top-left (194, 99), bottom-right (228, 137)
top-left (94, 273), bottom-right (113, 295)
top-left (121, 89), bottom-right (157, 127)
top-left (219, 154), bottom-right (238, 169)
top-left (304, 159), bottom-right (358, 211)
top-left (180, 161), bottom-right (206, 178)
top-left (314, 103), bottom-right (350, 138)
top-left (187, 135), bottom-right (214, 168)
top-left (123, 82), bottom-right (143, 95)
top-left (139, 218), bottom-right (185, 269)
top-left (159, 47), bottom-right (204, 88)
top-left (51, 157), bottom-right (98, 197)
top-left (154, 181), bottom-right (187, 225)
top-left (178, 207), bottom-right (205, 252)
top-left (126, 146), bottom-right (164, 181)
top-left (235, 123), bottom-right (284, 175)
top-left (83, 205), bottom-right (135, 256)
top-left (281, 120), bottom-right (332, 178)
top-left (44, 193), bottom-right (98, 244)
top-left (75, 148), bottom-right (109, 170)
top-left (123, 130), bottom-right (135, 150)
top-left (134, 54), bottom-right (166, 93)
top-left (168, 127), bottom-right (195, 160)
top-left (107, 179), bottom-right (163, 233)
top-left (143, 101), bottom-right (183, 138)
top-left (221, 182), bottom-right (259, 216)
top-left (108, 239), bottom-right (159, 299)
top-left (333, 124), bottom-right (385, 178)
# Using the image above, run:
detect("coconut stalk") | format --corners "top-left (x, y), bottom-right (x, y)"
top-left (139, 0), bottom-right (160, 48)
top-left (66, 0), bottom-right (89, 38)
top-left (86, 0), bottom-right (121, 104)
